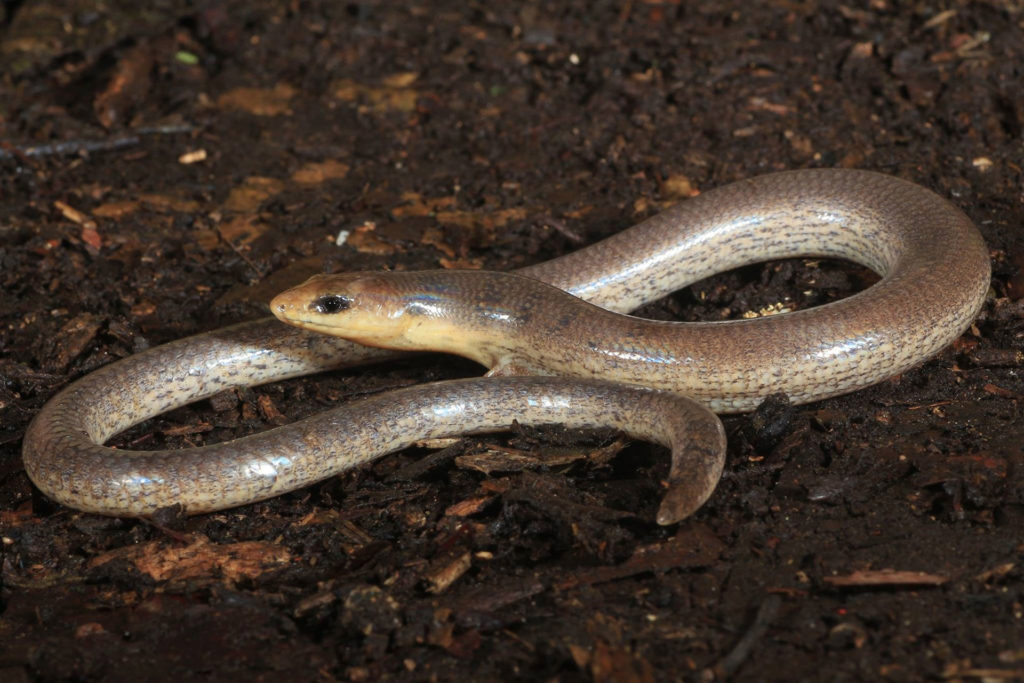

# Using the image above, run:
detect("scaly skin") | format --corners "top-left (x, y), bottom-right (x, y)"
top-left (272, 170), bottom-right (989, 413)
top-left (23, 169), bottom-right (990, 522)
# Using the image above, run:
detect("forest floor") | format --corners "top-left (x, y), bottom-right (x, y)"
top-left (1, 1), bottom-right (1023, 681)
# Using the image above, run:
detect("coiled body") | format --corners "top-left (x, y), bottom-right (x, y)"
top-left (22, 169), bottom-right (990, 521)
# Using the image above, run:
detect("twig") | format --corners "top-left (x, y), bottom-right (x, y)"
top-left (216, 227), bottom-right (266, 281)
top-left (715, 594), bottom-right (783, 678)
top-left (0, 123), bottom-right (195, 161)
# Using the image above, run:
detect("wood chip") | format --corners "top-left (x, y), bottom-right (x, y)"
top-left (660, 173), bottom-right (698, 199)
top-left (345, 221), bottom-right (399, 255)
top-left (823, 569), bottom-right (947, 587)
top-left (983, 383), bottom-right (1020, 399)
top-left (138, 194), bottom-right (203, 213)
top-left (291, 159), bottom-right (350, 184)
top-left (216, 83), bottom-right (297, 116)
top-left (93, 44), bottom-right (153, 129)
top-left (161, 422), bottom-right (213, 436)
top-left (455, 449), bottom-right (576, 475)
top-left (557, 523), bottom-right (726, 589)
top-left (52, 313), bottom-right (104, 372)
top-left (425, 552), bottom-right (472, 594)
top-left (92, 200), bottom-right (140, 218)
top-left (217, 214), bottom-right (268, 246)
top-left (222, 177), bottom-right (286, 212)
top-left (179, 149), bottom-right (207, 164)
top-left (329, 76), bottom-right (419, 112)
top-left (257, 394), bottom-right (287, 424)
top-left (88, 536), bottom-right (292, 584)
top-left (444, 495), bottom-right (494, 518)
top-left (54, 200), bottom-right (96, 227)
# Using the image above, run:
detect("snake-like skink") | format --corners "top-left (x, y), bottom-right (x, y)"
top-left (22, 169), bottom-right (990, 522)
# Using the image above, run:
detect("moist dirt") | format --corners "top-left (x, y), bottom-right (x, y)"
top-left (1, 2), bottom-right (1023, 681)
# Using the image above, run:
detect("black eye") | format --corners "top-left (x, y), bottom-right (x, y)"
top-left (311, 295), bottom-right (351, 314)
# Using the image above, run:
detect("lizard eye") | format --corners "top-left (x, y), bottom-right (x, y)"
top-left (311, 295), bottom-right (351, 314)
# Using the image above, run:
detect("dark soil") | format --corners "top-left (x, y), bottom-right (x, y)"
top-left (2, 1), bottom-right (1023, 681)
